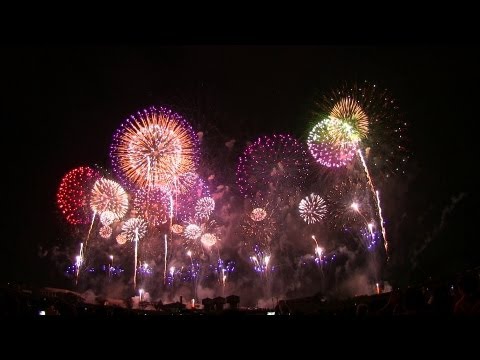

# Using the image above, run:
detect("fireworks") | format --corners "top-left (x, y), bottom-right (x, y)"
top-left (184, 224), bottom-right (202, 240)
top-left (195, 197), bottom-right (215, 220)
top-left (325, 174), bottom-right (372, 230)
top-left (250, 208), bottom-right (267, 222)
top-left (200, 233), bottom-right (218, 247)
top-left (99, 225), bottom-right (112, 239)
top-left (90, 178), bottom-right (129, 219)
top-left (121, 218), bottom-right (148, 242)
top-left (250, 246), bottom-right (272, 275)
top-left (116, 232), bottom-right (127, 245)
top-left (171, 175), bottom-right (210, 221)
top-left (57, 166), bottom-right (99, 225)
top-left (133, 188), bottom-right (169, 226)
top-left (242, 213), bottom-right (276, 245)
top-left (307, 117), bottom-right (359, 168)
top-left (110, 106), bottom-right (200, 189)
top-left (100, 211), bottom-right (116, 226)
top-left (161, 171), bottom-right (199, 195)
top-left (122, 217), bottom-right (147, 289)
top-left (322, 81), bottom-right (409, 176)
top-left (299, 193), bottom-right (327, 224)
top-left (330, 97), bottom-right (369, 139)
top-left (237, 134), bottom-right (310, 198)
top-left (171, 224), bottom-right (184, 234)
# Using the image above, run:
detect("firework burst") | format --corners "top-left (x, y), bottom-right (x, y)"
top-left (184, 224), bottom-right (202, 240)
top-left (237, 134), bottom-right (310, 198)
top-left (330, 97), bottom-right (369, 139)
top-left (299, 193), bottom-right (327, 224)
top-left (133, 188), bottom-right (169, 226)
top-left (195, 196), bottom-right (215, 220)
top-left (307, 117), bottom-right (359, 168)
top-left (322, 81), bottom-right (409, 177)
top-left (200, 233), bottom-right (218, 248)
top-left (99, 225), bottom-right (112, 239)
top-left (110, 106), bottom-right (200, 189)
top-left (116, 232), bottom-right (127, 245)
top-left (250, 207), bottom-right (267, 222)
top-left (57, 166), bottom-right (99, 225)
top-left (100, 211), bottom-right (116, 226)
top-left (90, 178), bottom-right (129, 219)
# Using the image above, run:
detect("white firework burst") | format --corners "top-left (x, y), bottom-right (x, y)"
top-left (299, 193), bottom-right (327, 224)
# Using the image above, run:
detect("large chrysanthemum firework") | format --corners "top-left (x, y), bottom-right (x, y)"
top-left (195, 197), bottom-right (215, 220)
top-left (250, 208), bottom-right (267, 222)
top-left (110, 106), bottom-right (200, 189)
top-left (299, 193), bottom-right (327, 224)
top-left (133, 188), bottom-right (169, 226)
top-left (57, 166), bottom-right (99, 225)
top-left (307, 117), bottom-right (359, 168)
top-left (122, 218), bottom-right (148, 242)
top-left (90, 178), bottom-right (129, 219)
top-left (237, 134), bottom-right (310, 198)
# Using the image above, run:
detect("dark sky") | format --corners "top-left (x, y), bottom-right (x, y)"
top-left (2, 45), bottom-right (477, 287)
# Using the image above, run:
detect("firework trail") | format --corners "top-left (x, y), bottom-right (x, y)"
top-left (164, 234), bottom-right (168, 285)
top-left (357, 148), bottom-right (388, 255)
top-left (75, 242), bottom-right (84, 285)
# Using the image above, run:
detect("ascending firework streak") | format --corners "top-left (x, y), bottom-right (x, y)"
top-left (357, 148), bottom-right (388, 255)
top-left (164, 234), bottom-right (168, 285)
top-left (85, 211), bottom-right (97, 251)
top-left (75, 242), bottom-right (84, 285)
top-left (133, 229), bottom-right (139, 288)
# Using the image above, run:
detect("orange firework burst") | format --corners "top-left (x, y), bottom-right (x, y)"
top-left (110, 106), bottom-right (199, 189)
top-left (330, 97), bottom-right (369, 139)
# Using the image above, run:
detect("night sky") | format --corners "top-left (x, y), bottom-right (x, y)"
top-left (2, 45), bottom-right (477, 290)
